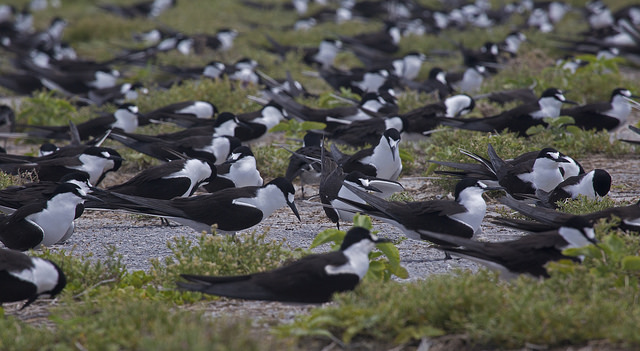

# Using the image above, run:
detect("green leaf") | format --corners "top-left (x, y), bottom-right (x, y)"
top-left (300, 121), bottom-right (326, 130)
top-left (310, 229), bottom-right (345, 249)
top-left (525, 125), bottom-right (545, 136)
top-left (376, 242), bottom-right (401, 268)
top-left (353, 214), bottom-right (373, 230)
top-left (621, 256), bottom-right (640, 271)
top-left (269, 121), bottom-right (291, 132)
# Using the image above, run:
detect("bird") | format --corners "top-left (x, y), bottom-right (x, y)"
top-left (23, 103), bottom-right (140, 141)
top-left (320, 153), bottom-right (404, 229)
top-left (109, 132), bottom-right (240, 164)
top-left (266, 90), bottom-right (396, 124)
top-left (486, 144), bottom-right (573, 198)
top-left (0, 172), bottom-right (91, 213)
top-left (177, 226), bottom-right (389, 303)
top-left (0, 248), bottom-right (66, 308)
top-left (0, 182), bottom-right (93, 250)
top-left (105, 158), bottom-right (216, 199)
top-left (432, 216), bottom-right (598, 279)
top-left (97, 0), bottom-right (176, 18)
top-left (333, 128), bottom-right (402, 181)
top-left (235, 102), bottom-right (288, 143)
top-left (324, 115), bottom-right (406, 147)
top-left (97, 177), bottom-right (300, 234)
top-left (284, 131), bottom-right (325, 196)
top-left (560, 88), bottom-right (639, 132)
top-left (402, 94), bottom-right (475, 135)
top-left (0, 146), bottom-right (123, 186)
top-left (439, 88), bottom-right (577, 137)
top-left (534, 169), bottom-right (612, 208)
top-left (336, 178), bottom-right (499, 245)
top-left (495, 196), bottom-right (640, 234)
top-left (201, 146), bottom-right (263, 193)
top-left (138, 100), bottom-right (218, 127)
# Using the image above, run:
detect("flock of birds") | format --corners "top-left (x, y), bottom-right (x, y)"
top-left (1, 0), bottom-right (640, 307)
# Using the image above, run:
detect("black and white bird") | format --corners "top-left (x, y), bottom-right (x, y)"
top-left (0, 183), bottom-right (92, 250)
top-left (24, 104), bottom-right (140, 141)
top-left (535, 169), bottom-right (612, 208)
top-left (138, 100), bottom-right (218, 127)
top-left (320, 158), bottom-right (404, 229)
top-left (325, 115), bottom-right (406, 147)
top-left (100, 177), bottom-right (300, 233)
top-left (496, 196), bottom-right (640, 234)
top-left (0, 249), bottom-right (66, 308)
top-left (432, 216), bottom-right (597, 279)
top-left (431, 146), bottom-right (584, 188)
top-left (561, 88), bottom-right (639, 132)
top-left (337, 179), bottom-right (498, 244)
top-left (0, 146), bottom-right (123, 186)
top-left (202, 146), bottom-right (263, 193)
top-left (177, 227), bottom-right (389, 303)
top-left (440, 88), bottom-right (577, 137)
top-left (106, 158), bottom-right (216, 199)
top-left (0, 172), bottom-right (91, 213)
top-left (97, 0), bottom-right (176, 18)
top-left (284, 132), bottom-right (325, 195)
top-left (333, 128), bottom-right (402, 181)
top-left (486, 144), bottom-right (573, 198)
top-left (402, 94), bottom-right (475, 136)
top-left (109, 132), bottom-right (240, 164)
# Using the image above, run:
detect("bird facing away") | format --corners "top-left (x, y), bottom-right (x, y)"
top-left (0, 248), bottom-right (66, 308)
top-left (177, 227), bottom-right (389, 303)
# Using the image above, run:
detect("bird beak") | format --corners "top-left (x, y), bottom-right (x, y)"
top-left (288, 201), bottom-right (301, 221)
top-left (558, 156), bottom-right (572, 163)
top-left (562, 99), bottom-right (578, 105)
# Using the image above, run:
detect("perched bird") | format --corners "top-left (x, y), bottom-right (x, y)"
top-left (325, 115), bottom-right (406, 147)
top-left (431, 146), bottom-right (583, 189)
top-left (106, 159), bottom-right (216, 199)
top-left (0, 249), bottom-right (66, 308)
top-left (202, 146), bottom-right (263, 193)
top-left (138, 100), bottom-right (217, 127)
top-left (402, 94), bottom-right (475, 135)
top-left (284, 131), bottom-right (325, 195)
top-left (440, 88), bottom-right (577, 137)
top-left (97, 0), bottom-right (176, 18)
top-left (496, 196), bottom-right (640, 233)
top-left (0, 183), bottom-right (92, 250)
top-left (561, 88), bottom-right (639, 132)
top-left (99, 177), bottom-right (300, 233)
top-left (333, 128), bottom-right (402, 181)
top-left (432, 216), bottom-right (597, 279)
top-left (486, 144), bottom-right (572, 198)
top-left (177, 227), bottom-right (389, 303)
top-left (0, 146), bottom-right (123, 186)
top-left (337, 179), bottom-right (498, 244)
top-left (23, 104), bottom-right (140, 141)
top-left (0, 172), bottom-right (91, 213)
top-left (320, 155), bottom-right (404, 228)
top-left (109, 132), bottom-right (240, 164)
top-left (535, 169), bottom-right (612, 208)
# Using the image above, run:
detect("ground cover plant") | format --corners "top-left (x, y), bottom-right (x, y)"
top-left (0, 0), bottom-right (639, 350)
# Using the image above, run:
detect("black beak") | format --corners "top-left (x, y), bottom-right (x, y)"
top-left (288, 201), bottom-right (301, 221)
top-left (83, 193), bottom-right (103, 202)
top-left (562, 99), bottom-right (578, 105)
